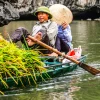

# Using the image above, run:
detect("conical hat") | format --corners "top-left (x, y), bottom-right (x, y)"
top-left (49, 4), bottom-right (73, 25)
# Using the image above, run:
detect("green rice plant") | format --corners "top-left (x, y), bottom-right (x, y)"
top-left (0, 35), bottom-right (48, 92)
top-left (0, 91), bottom-right (4, 95)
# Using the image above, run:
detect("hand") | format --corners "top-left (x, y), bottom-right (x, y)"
top-left (61, 22), bottom-right (68, 30)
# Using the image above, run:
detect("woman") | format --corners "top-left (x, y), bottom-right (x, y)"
top-left (55, 22), bottom-right (72, 53)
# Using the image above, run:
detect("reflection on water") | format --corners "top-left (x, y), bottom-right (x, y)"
top-left (0, 20), bottom-right (100, 99)
top-left (0, 70), bottom-right (82, 100)
top-left (71, 21), bottom-right (100, 64)
top-left (0, 68), bottom-right (85, 100)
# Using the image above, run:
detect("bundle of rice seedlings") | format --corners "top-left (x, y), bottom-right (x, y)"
top-left (0, 35), bottom-right (47, 91)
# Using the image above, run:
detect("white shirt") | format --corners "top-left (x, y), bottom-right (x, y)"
top-left (32, 20), bottom-right (58, 47)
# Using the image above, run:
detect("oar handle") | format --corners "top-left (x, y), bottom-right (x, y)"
top-left (28, 36), bottom-right (80, 64)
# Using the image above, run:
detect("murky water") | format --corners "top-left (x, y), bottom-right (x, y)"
top-left (0, 20), bottom-right (100, 100)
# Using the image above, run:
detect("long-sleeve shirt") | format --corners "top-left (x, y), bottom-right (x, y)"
top-left (32, 20), bottom-right (58, 47)
top-left (57, 25), bottom-right (72, 48)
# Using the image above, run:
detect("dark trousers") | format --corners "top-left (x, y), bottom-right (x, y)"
top-left (55, 37), bottom-right (70, 53)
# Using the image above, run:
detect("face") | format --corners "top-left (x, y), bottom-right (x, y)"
top-left (37, 12), bottom-right (49, 23)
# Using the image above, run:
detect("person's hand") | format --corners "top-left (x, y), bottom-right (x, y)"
top-left (61, 22), bottom-right (68, 30)
top-left (48, 52), bottom-right (58, 56)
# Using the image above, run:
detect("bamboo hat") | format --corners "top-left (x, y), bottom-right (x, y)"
top-left (49, 4), bottom-right (73, 25)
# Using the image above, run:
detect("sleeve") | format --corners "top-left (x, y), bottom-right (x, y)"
top-left (32, 25), bottom-right (42, 36)
top-left (63, 25), bottom-right (72, 42)
top-left (57, 25), bottom-right (64, 37)
top-left (47, 22), bottom-right (58, 46)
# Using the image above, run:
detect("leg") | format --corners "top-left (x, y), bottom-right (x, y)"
top-left (60, 40), bottom-right (70, 53)
top-left (55, 36), bottom-right (61, 51)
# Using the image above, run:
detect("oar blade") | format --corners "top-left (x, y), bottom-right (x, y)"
top-left (79, 62), bottom-right (100, 75)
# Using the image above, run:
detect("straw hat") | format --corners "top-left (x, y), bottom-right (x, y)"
top-left (34, 6), bottom-right (52, 19)
top-left (49, 4), bottom-right (73, 25)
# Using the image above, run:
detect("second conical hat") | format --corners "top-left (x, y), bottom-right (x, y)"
top-left (49, 4), bottom-right (73, 25)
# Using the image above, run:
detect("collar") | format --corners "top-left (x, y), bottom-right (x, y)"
top-left (36, 20), bottom-right (51, 25)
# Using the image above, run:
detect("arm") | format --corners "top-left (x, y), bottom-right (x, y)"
top-left (58, 24), bottom-right (72, 42)
top-left (63, 25), bottom-right (72, 42)
top-left (47, 22), bottom-right (58, 47)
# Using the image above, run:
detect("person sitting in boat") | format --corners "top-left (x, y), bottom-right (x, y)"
top-left (11, 6), bottom-right (58, 56)
top-left (55, 22), bottom-right (72, 53)
top-left (26, 6), bottom-right (58, 55)
top-left (49, 4), bottom-right (73, 54)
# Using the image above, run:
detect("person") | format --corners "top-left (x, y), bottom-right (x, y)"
top-left (55, 22), bottom-right (72, 53)
top-left (26, 6), bottom-right (58, 56)
top-left (11, 6), bottom-right (58, 56)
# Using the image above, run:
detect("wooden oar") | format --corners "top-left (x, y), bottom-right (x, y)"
top-left (28, 36), bottom-right (100, 75)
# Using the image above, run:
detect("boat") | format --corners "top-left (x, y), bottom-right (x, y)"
top-left (0, 55), bottom-right (86, 91)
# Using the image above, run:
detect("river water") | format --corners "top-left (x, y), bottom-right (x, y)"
top-left (0, 21), bottom-right (100, 100)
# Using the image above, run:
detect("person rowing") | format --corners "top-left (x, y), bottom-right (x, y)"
top-left (11, 6), bottom-right (58, 56)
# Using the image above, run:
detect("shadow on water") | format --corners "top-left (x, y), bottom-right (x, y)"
top-left (0, 20), bottom-right (100, 100)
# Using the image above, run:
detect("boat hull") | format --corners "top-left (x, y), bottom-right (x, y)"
top-left (0, 55), bottom-right (86, 91)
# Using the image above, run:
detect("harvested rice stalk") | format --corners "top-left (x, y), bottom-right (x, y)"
top-left (0, 35), bottom-right (47, 90)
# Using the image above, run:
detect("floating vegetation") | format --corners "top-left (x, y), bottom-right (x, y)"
top-left (0, 35), bottom-right (47, 92)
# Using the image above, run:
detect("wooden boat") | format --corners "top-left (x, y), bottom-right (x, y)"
top-left (0, 55), bottom-right (86, 91)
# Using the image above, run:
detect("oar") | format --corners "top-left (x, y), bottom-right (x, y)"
top-left (28, 36), bottom-right (100, 75)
